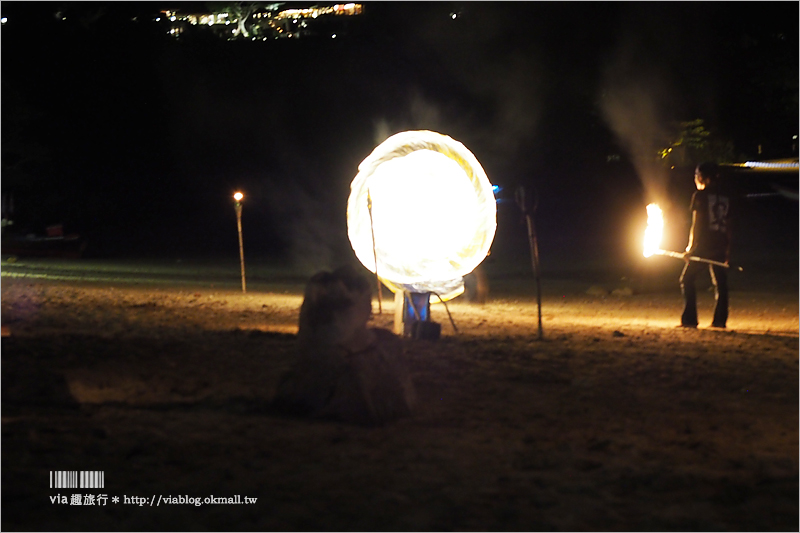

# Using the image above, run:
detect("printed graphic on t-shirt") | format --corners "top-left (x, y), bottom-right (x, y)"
top-left (708, 194), bottom-right (729, 232)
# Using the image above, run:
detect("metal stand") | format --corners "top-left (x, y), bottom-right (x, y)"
top-left (367, 191), bottom-right (382, 314)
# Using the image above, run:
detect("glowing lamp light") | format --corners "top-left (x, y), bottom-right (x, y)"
top-left (347, 130), bottom-right (496, 301)
top-left (643, 203), bottom-right (664, 258)
top-left (233, 192), bottom-right (246, 292)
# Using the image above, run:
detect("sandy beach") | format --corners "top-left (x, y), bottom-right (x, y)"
top-left (2, 258), bottom-right (797, 531)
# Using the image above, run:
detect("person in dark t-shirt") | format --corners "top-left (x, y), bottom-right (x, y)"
top-left (679, 162), bottom-right (732, 328)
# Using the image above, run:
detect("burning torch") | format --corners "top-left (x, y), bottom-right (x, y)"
top-left (234, 192), bottom-right (246, 293)
top-left (643, 203), bottom-right (743, 271)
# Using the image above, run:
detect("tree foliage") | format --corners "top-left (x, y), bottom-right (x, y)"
top-left (658, 119), bottom-right (735, 167)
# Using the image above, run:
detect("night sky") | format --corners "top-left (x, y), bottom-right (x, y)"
top-left (2, 2), bottom-right (797, 273)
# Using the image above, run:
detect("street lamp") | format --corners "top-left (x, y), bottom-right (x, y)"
top-left (233, 192), bottom-right (246, 293)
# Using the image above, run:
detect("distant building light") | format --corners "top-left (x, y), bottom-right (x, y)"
top-left (170, 16), bottom-right (176, 22)
top-left (451, 12), bottom-right (457, 19)
top-left (332, 33), bottom-right (337, 38)
top-left (1, 17), bottom-right (7, 24)
top-left (155, 17), bottom-right (161, 22)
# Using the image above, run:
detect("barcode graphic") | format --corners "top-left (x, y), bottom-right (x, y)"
top-left (50, 471), bottom-right (104, 489)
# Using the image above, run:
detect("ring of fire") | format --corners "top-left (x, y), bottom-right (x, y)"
top-left (347, 130), bottom-right (497, 300)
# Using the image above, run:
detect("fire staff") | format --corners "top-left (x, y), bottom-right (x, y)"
top-left (679, 162), bottom-right (732, 328)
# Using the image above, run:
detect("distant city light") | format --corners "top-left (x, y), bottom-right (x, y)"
top-left (1, 17), bottom-right (7, 24)
top-left (451, 13), bottom-right (457, 19)
top-left (150, 4), bottom-right (362, 39)
top-left (331, 33), bottom-right (337, 38)
top-left (234, 192), bottom-right (244, 202)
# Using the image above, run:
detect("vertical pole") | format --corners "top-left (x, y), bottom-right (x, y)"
top-left (525, 213), bottom-right (543, 339)
top-left (516, 186), bottom-right (543, 339)
top-left (235, 201), bottom-right (246, 294)
top-left (367, 191), bottom-right (382, 314)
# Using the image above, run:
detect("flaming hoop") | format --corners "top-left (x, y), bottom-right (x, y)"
top-left (347, 130), bottom-right (497, 301)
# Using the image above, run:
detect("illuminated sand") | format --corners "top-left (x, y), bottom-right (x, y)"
top-left (2, 259), bottom-right (797, 531)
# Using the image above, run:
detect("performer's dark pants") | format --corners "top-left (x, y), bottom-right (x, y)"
top-left (680, 260), bottom-right (728, 327)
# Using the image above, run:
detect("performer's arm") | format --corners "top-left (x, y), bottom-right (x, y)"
top-left (685, 211), bottom-right (697, 256)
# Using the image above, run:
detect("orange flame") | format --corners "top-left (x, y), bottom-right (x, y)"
top-left (643, 203), bottom-right (663, 258)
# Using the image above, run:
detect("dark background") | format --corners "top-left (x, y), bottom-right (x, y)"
top-left (2, 1), bottom-right (797, 276)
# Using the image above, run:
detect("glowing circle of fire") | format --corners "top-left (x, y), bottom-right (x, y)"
top-left (643, 203), bottom-right (664, 258)
top-left (347, 130), bottom-right (496, 300)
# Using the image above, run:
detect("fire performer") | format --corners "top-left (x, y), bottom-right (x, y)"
top-left (679, 162), bottom-right (732, 328)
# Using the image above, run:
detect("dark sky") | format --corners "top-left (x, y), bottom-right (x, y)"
top-left (2, 2), bottom-right (797, 270)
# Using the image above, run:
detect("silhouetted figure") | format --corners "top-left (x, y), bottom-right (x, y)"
top-left (680, 162), bottom-right (732, 328)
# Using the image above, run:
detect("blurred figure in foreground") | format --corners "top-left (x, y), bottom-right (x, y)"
top-left (273, 265), bottom-right (416, 426)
